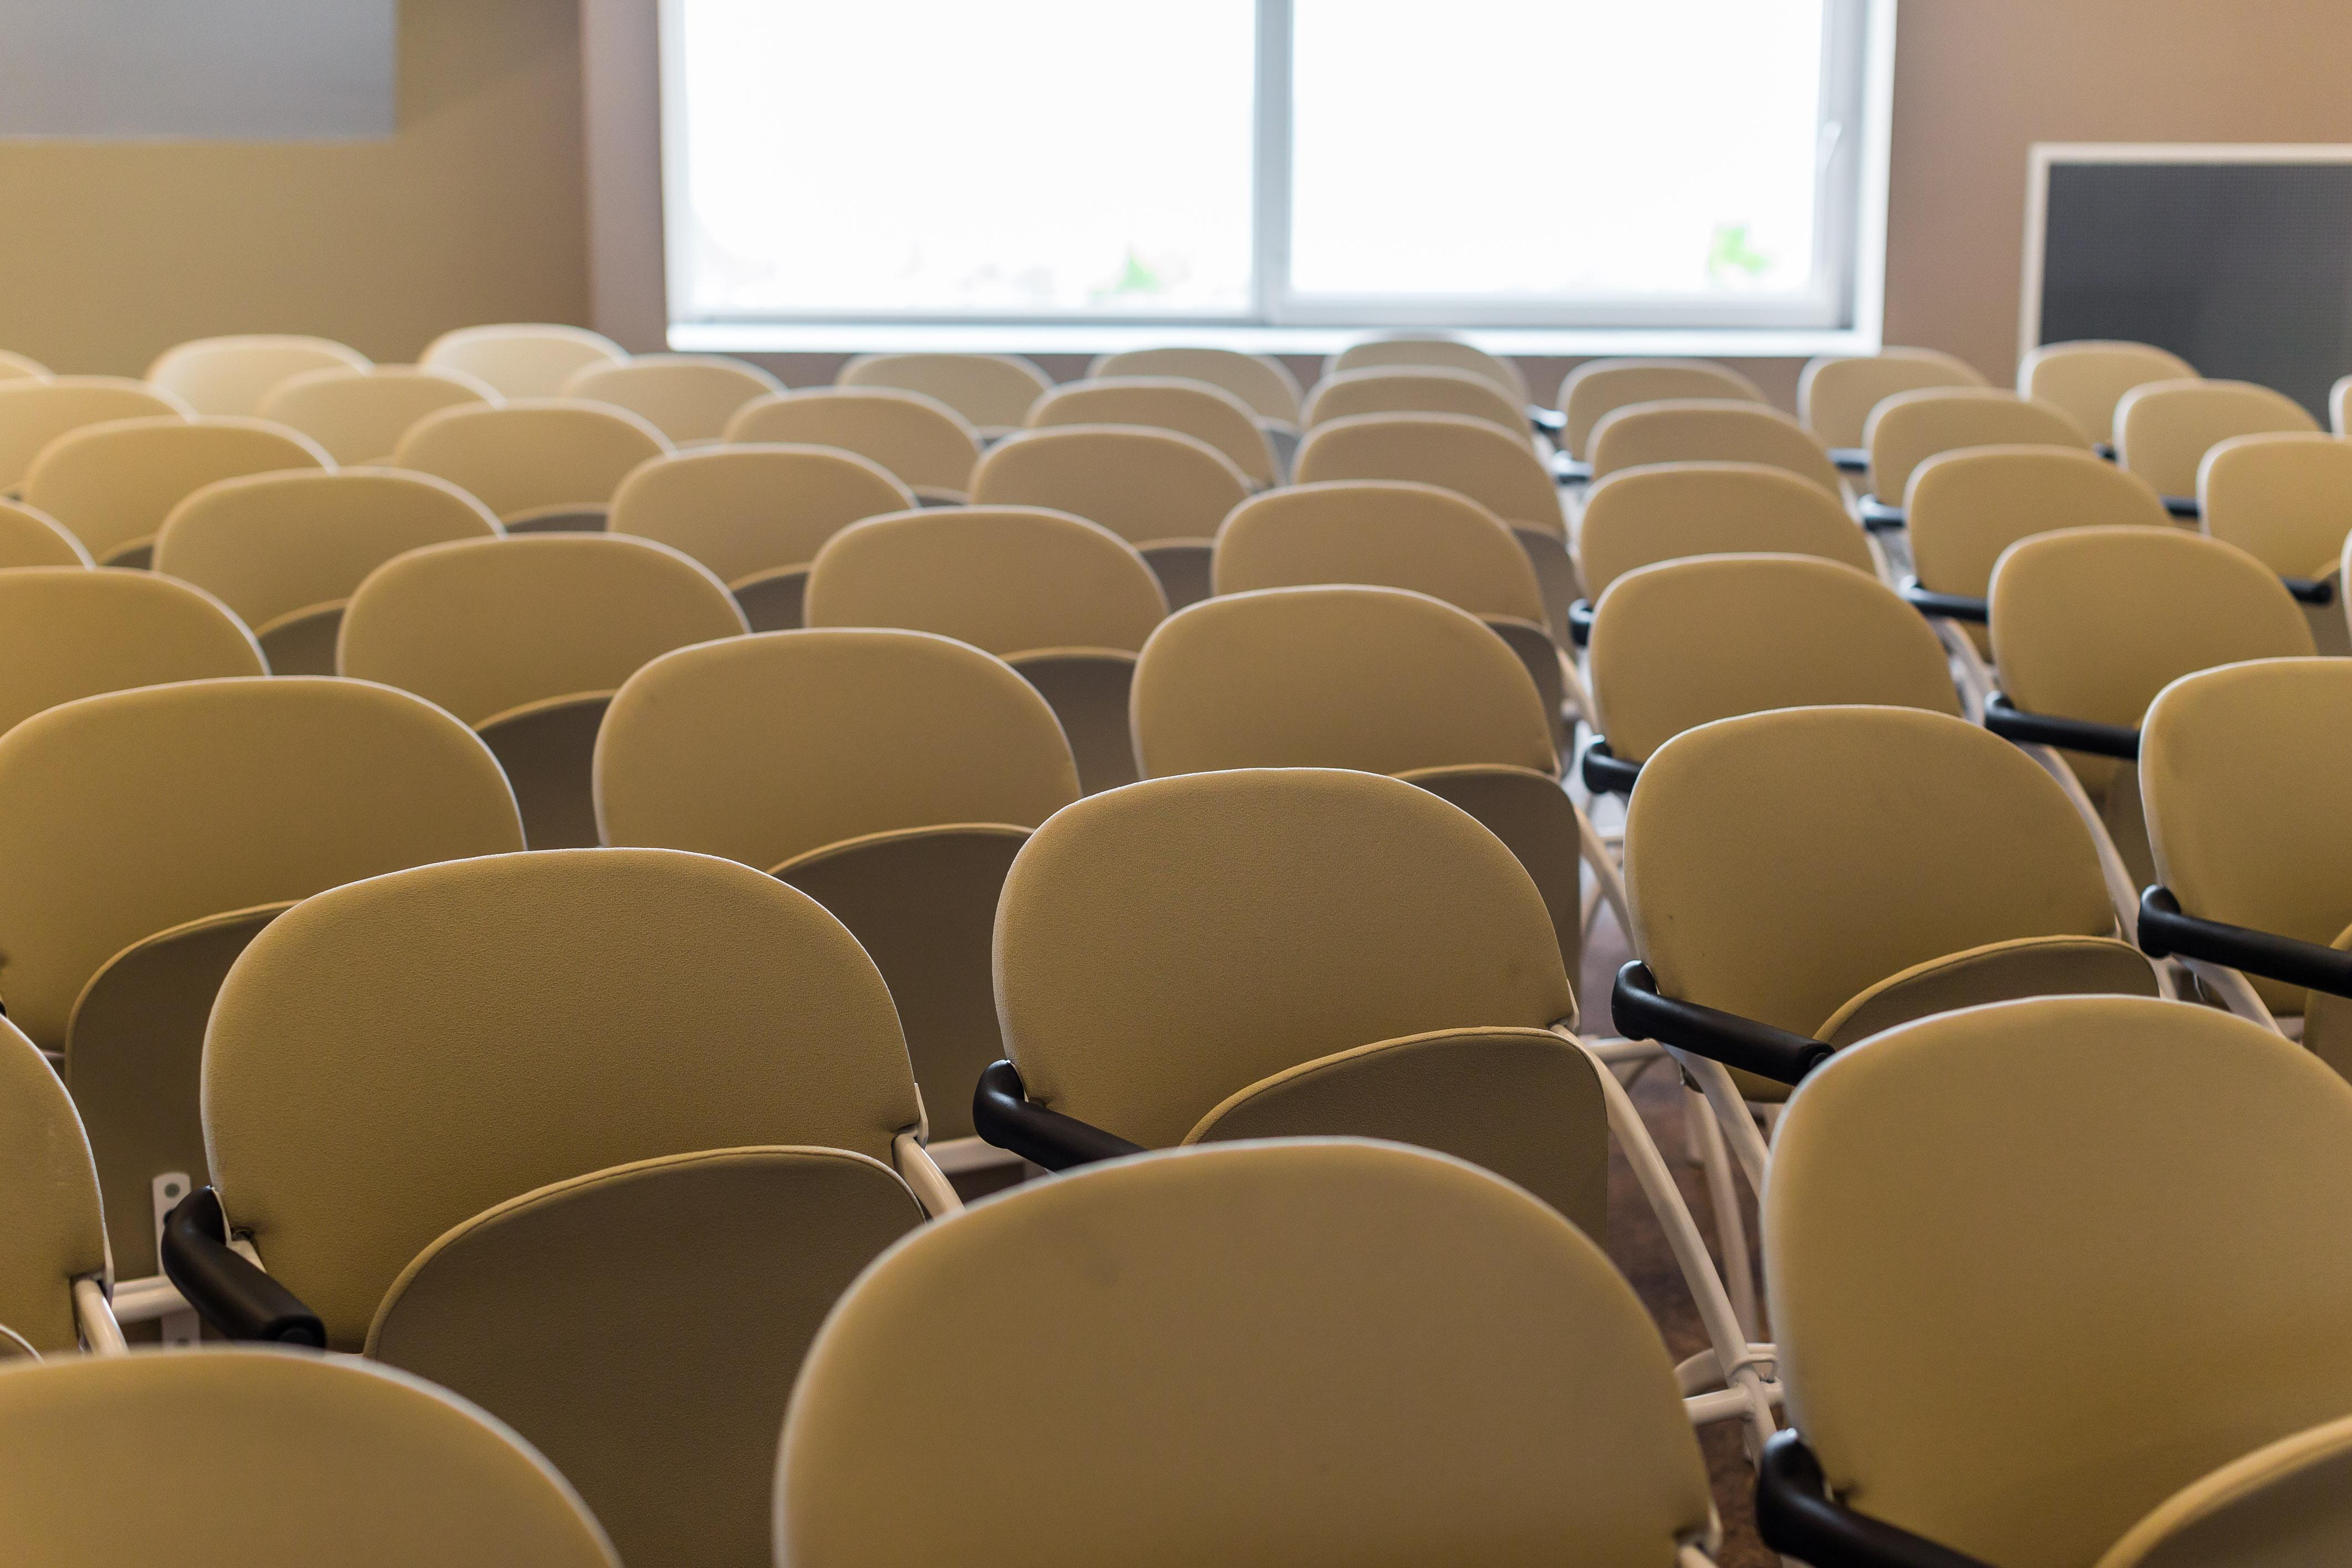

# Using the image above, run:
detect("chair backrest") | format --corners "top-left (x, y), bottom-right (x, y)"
top-left (0, 349), bottom-right (49, 381)
top-left (1292, 411), bottom-right (1561, 536)
top-left (780, 1139), bottom-right (1714, 1568)
top-left (1799, 347), bottom-right (1989, 449)
top-left (2198, 431), bottom-right (2352, 577)
top-left (805, 506), bottom-right (1165, 657)
top-left (390, 400), bottom-right (670, 524)
top-left (340, 533), bottom-right (745, 727)
top-left (1030, 376), bottom-right (1276, 486)
top-left (2098, 1413), bottom-right (2352, 1568)
top-left (838, 352), bottom-right (1052, 431)
top-left (0, 1350), bottom-right (619, 1565)
top-left (996, 768), bottom-right (1575, 1148)
top-left (970, 425), bottom-right (1251, 548)
top-left (0, 567), bottom-right (264, 736)
top-left (2116, 378), bottom-right (2320, 497)
top-left (0, 498), bottom-right (92, 568)
top-left (0, 676), bottom-right (522, 1048)
top-left (1590, 554), bottom-right (1959, 763)
top-left (1625, 706), bottom-right (2116, 1035)
top-left (2017, 339), bottom-right (2197, 442)
top-left (205, 848), bottom-right (922, 1346)
top-left (607, 444), bottom-right (913, 590)
top-left (1865, 387), bottom-right (2091, 501)
top-left (1766, 996), bottom-right (2352, 1568)
top-left (597, 629), bottom-right (1078, 873)
top-left (420, 323), bottom-right (628, 400)
top-left (1213, 479), bottom-right (1546, 625)
top-left (1133, 585), bottom-right (1554, 781)
top-left (723, 386), bottom-right (982, 497)
top-left (1325, 335), bottom-right (1531, 402)
top-left (1301, 366), bottom-right (1530, 440)
top-left (0, 1014), bottom-right (105, 1356)
top-left (146, 334), bottom-right (370, 417)
top-left (562, 353), bottom-right (783, 445)
top-left (22, 414), bottom-right (329, 565)
top-left (1907, 444), bottom-right (2173, 597)
top-left (0, 376), bottom-right (192, 491)
top-left (1575, 460), bottom-right (1874, 599)
top-left (1556, 358), bottom-right (1765, 461)
top-left (1091, 347), bottom-right (1303, 424)
top-left (258, 364), bottom-right (499, 465)
top-left (1588, 399), bottom-right (1844, 496)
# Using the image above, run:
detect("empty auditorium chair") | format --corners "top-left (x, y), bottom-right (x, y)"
top-left (1555, 357), bottom-right (1765, 469)
top-left (152, 468), bottom-right (500, 675)
top-left (724, 385), bottom-right (982, 504)
top-left (970, 424), bottom-right (1250, 609)
top-left (420, 322), bottom-right (628, 400)
top-left (145, 334), bottom-right (370, 418)
top-left (258, 363), bottom-right (498, 465)
top-left (2198, 431), bottom-right (2352, 653)
top-left (1301, 365), bottom-right (1531, 441)
top-left (0, 677), bottom-right (523, 1295)
top-left (0, 1351), bottom-right (620, 1566)
top-left (340, 533), bottom-right (744, 847)
top-left (838, 351), bottom-right (1051, 436)
top-left (165, 849), bottom-right (956, 1567)
top-left (607, 445), bottom-right (914, 630)
top-left (1325, 333), bottom-right (1531, 405)
top-left (780, 1139), bottom-right (1723, 1568)
top-left (0, 1015), bottom-right (118, 1358)
top-left (803, 507), bottom-right (1166, 793)
top-left (0, 376), bottom-right (193, 494)
top-left (562, 353), bottom-right (783, 445)
top-left (390, 399), bottom-right (670, 531)
top-left (1798, 345), bottom-right (1989, 453)
top-left (0, 497), bottom-right (92, 567)
top-left (0, 568), bottom-right (263, 735)
top-left (22, 414), bottom-right (329, 567)
top-left (1091, 345), bottom-right (1303, 427)
top-left (0, 349), bottom-right (49, 381)
top-left (2018, 339), bottom-right (2197, 450)
top-left (1587, 399), bottom-right (1846, 499)
top-left (1573, 461), bottom-right (1878, 624)
top-left (2115, 378), bottom-right (2319, 507)
top-left (1861, 387), bottom-right (2091, 527)
top-left (1757, 996), bottom-right (2352, 1568)
top-left (1029, 375), bottom-right (1278, 487)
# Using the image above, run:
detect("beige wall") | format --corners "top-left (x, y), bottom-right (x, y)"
top-left (0, 0), bottom-right (588, 376)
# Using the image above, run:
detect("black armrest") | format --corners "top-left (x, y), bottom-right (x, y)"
top-left (972, 1060), bottom-right (1146, 1171)
top-left (1610, 962), bottom-right (1832, 1086)
top-left (1982, 693), bottom-right (2140, 760)
top-left (1551, 452), bottom-right (1594, 485)
top-left (1757, 1431), bottom-right (1999, 1568)
top-left (2283, 574), bottom-right (2337, 606)
top-left (1857, 496), bottom-right (1906, 532)
top-left (160, 1188), bottom-right (325, 1346)
top-left (1898, 577), bottom-right (1989, 624)
top-left (1580, 737), bottom-right (1642, 796)
top-left (1566, 598), bottom-right (1594, 647)
top-left (2094, 442), bottom-right (2117, 462)
top-left (1830, 446), bottom-right (1871, 473)
top-left (1529, 404), bottom-right (1566, 434)
top-left (2163, 495), bottom-right (2200, 520)
top-left (2138, 888), bottom-right (2352, 1000)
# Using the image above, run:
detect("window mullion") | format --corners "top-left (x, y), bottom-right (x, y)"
top-left (1251, 0), bottom-right (1295, 327)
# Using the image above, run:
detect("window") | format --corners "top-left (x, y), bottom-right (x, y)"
top-left (659, 0), bottom-right (1890, 342)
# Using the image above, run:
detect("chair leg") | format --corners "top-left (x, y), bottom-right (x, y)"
top-left (1688, 1087), bottom-right (1760, 1341)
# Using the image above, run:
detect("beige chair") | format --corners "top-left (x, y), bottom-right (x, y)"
top-left (340, 533), bottom-right (744, 847)
top-left (420, 323), bottom-right (628, 400)
top-left (152, 468), bottom-right (500, 675)
top-left (1758, 996), bottom-right (2352, 1568)
top-left (1325, 334), bottom-right (1531, 404)
top-left (0, 1014), bottom-right (116, 1358)
top-left (0, 497), bottom-right (92, 568)
top-left (0, 376), bottom-right (193, 493)
top-left (2018, 340), bottom-right (2197, 449)
top-left (22, 415), bottom-right (329, 567)
top-left (780, 1139), bottom-right (1723, 1568)
top-left (1301, 365), bottom-right (1531, 441)
top-left (1029, 376), bottom-right (1277, 487)
top-left (0, 677), bottom-right (522, 1292)
top-left (390, 399), bottom-right (670, 531)
top-left (0, 567), bottom-right (264, 736)
top-left (1574, 461), bottom-right (1877, 608)
top-left (562, 353), bottom-right (783, 445)
top-left (607, 445), bottom-right (913, 630)
top-left (1798, 346), bottom-right (1989, 451)
top-left (0, 349), bottom-right (49, 381)
top-left (724, 386), bottom-right (981, 504)
top-left (1587, 399), bottom-right (1846, 498)
top-left (2115, 378), bottom-right (2319, 502)
top-left (2096, 1413), bottom-right (2352, 1568)
top-left (0, 1350), bottom-right (619, 1565)
top-left (1863, 387), bottom-right (2091, 518)
top-left (258, 363), bottom-right (499, 465)
top-left (803, 507), bottom-right (1165, 793)
top-left (2199, 431), bottom-right (2352, 654)
top-left (838, 352), bottom-right (1052, 436)
top-left (145, 334), bottom-right (370, 418)
top-left (1555, 358), bottom-right (1765, 464)
top-left (180, 848), bottom-right (956, 1567)
top-left (597, 629), bottom-right (1077, 1153)
top-left (970, 424), bottom-right (1250, 610)
top-left (1090, 346), bottom-right (1303, 426)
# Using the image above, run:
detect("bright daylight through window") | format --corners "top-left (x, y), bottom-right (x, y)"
top-left (661, 0), bottom-right (1882, 338)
